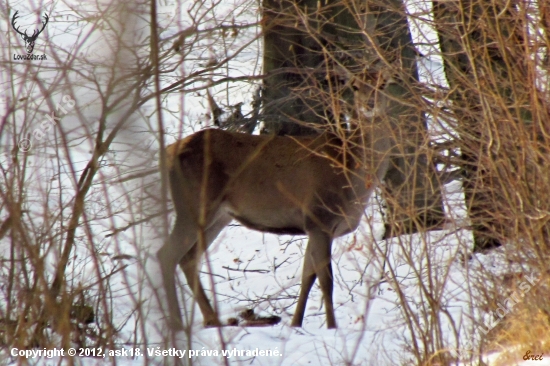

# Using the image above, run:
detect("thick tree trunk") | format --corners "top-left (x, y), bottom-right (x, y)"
top-left (262, 0), bottom-right (331, 136)
top-left (368, 0), bottom-right (445, 237)
top-left (433, 0), bottom-right (533, 251)
top-left (261, 0), bottom-right (378, 135)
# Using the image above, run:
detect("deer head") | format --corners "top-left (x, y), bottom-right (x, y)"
top-left (157, 71), bottom-right (394, 330)
top-left (11, 11), bottom-right (49, 54)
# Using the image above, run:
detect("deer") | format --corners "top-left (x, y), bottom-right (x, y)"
top-left (157, 71), bottom-right (394, 330)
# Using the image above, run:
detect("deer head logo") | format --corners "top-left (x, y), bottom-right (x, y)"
top-left (11, 11), bottom-right (49, 54)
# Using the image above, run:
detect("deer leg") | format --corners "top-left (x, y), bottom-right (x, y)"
top-left (291, 229), bottom-right (334, 327)
top-left (157, 216), bottom-right (198, 331)
top-left (291, 244), bottom-right (316, 327)
top-left (291, 229), bottom-right (335, 328)
top-left (311, 230), bottom-right (336, 329)
top-left (178, 215), bottom-right (231, 327)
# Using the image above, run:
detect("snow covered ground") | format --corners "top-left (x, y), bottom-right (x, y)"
top-left (6, 211), bottom-right (549, 365)
top-left (3, 181), bottom-right (545, 366)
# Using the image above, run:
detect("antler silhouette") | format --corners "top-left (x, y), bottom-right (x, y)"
top-left (11, 11), bottom-right (49, 53)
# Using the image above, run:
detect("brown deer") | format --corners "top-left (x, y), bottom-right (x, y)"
top-left (157, 72), bottom-right (394, 330)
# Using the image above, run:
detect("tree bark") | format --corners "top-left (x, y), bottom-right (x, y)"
top-left (262, 0), bottom-right (331, 136)
top-left (368, 0), bottom-right (445, 237)
top-left (433, 0), bottom-right (532, 250)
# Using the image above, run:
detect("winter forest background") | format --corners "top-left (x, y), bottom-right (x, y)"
top-left (1, 0), bottom-right (550, 365)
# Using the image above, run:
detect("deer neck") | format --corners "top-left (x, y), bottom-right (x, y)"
top-left (347, 97), bottom-right (392, 189)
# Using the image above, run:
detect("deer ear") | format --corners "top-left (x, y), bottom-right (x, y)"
top-left (379, 70), bottom-right (396, 88)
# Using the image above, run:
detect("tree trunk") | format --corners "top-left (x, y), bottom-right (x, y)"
top-left (368, 0), bottom-right (445, 237)
top-left (433, 0), bottom-right (532, 251)
top-left (261, 0), bottom-right (379, 135)
top-left (262, 0), bottom-right (331, 136)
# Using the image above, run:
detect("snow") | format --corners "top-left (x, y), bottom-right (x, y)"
top-left (8, 213), bottom-right (549, 365)
top-left (2, 1), bottom-right (547, 365)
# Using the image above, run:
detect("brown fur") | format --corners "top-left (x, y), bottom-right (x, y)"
top-left (158, 76), bottom-right (393, 330)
